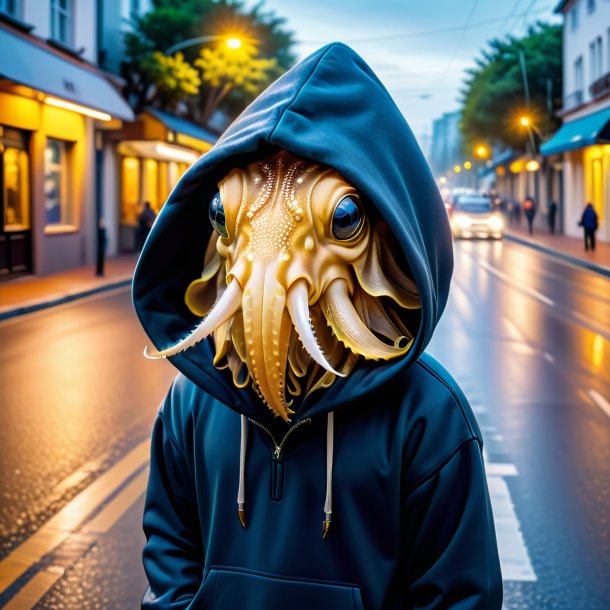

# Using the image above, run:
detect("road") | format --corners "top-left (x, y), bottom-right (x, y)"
top-left (0, 238), bottom-right (609, 609)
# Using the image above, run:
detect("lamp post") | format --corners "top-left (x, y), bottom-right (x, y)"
top-left (165, 35), bottom-right (242, 56)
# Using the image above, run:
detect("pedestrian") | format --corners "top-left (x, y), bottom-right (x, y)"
top-left (523, 196), bottom-right (536, 235)
top-left (579, 202), bottom-right (599, 251)
top-left (96, 216), bottom-right (107, 277)
top-left (134, 44), bottom-right (502, 609)
top-left (513, 199), bottom-right (522, 225)
top-left (137, 201), bottom-right (157, 251)
top-left (547, 200), bottom-right (558, 234)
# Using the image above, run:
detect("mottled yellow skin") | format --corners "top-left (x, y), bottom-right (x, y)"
top-left (173, 150), bottom-right (421, 420)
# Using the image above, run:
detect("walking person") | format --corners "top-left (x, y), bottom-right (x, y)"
top-left (547, 200), bottom-right (558, 234)
top-left (137, 201), bottom-right (157, 251)
top-left (96, 216), bottom-right (107, 276)
top-left (579, 202), bottom-right (599, 251)
top-left (523, 196), bottom-right (536, 235)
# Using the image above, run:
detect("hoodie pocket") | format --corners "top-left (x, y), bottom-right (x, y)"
top-left (188, 566), bottom-right (366, 610)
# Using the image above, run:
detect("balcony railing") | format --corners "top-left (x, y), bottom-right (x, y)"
top-left (562, 90), bottom-right (584, 112)
top-left (590, 72), bottom-right (610, 99)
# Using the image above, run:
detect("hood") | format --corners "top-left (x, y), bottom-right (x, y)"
top-left (132, 42), bottom-right (453, 423)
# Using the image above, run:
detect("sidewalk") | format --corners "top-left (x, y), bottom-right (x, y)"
top-left (0, 255), bottom-right (138, 320)
top-left (504, 224), bottom-right (610, 278)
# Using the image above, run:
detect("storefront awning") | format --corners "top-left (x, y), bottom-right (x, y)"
top-left (0, 24), bottom-right (134, 121)
top-left (540, 106), bottom-right (610, 156)
top-left (147, 108), bottom-right (218, 146)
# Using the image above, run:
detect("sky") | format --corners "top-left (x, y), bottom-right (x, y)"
top-left (245, 0), bottom-right (561, 152)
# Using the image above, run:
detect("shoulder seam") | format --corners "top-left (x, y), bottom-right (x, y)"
top-left (416, 358), bottom-right (478, 440)
top-left (268, 45), bottom-right (335, 142)
top-left (406, 437), bottom-right (481, 495)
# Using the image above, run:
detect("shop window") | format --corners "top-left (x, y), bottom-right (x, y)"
top-left (44, 138), bottom-right (71, 227)
top-left (121, 156), bottom-right (140, 225)
top-left (3, 147), bottom-right (30, 231)
top-left (50, 0), bottom-right (73, 46)
top-left (142, 158), bottom-right (159, 212)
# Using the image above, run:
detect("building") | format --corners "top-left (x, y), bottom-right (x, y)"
top-left (0, 1), bottom-right (133, 279)
top-left (429, 111), bottom-right (464, 182)
top-left (541, 0), bottom-right (610, 243)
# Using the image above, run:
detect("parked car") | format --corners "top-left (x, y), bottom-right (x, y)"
top-left (450, 194), bottom-right (504, 240)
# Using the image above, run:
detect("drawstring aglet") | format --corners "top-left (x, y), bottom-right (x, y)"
top-left (322, 516), bottom-right (331, 539)
top-left (237, 508), bottom-right (246, 528)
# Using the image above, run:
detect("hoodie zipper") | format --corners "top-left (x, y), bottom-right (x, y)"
top-left (248, 418), bottom-right (311, 501)
top-left (248, 417), bottom-right (312, 459)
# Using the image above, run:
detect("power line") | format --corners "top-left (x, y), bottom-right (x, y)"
top-left (299, 5), bottom-right (554, 45)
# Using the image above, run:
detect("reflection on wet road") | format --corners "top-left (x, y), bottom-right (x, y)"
top-left (428, 239), bottom-right (610, 610)
top-left (0, 238), bottom-right (609, 609)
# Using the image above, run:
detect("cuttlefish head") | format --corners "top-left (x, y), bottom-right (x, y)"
top-left (146, 150), bottom-right (420, 420)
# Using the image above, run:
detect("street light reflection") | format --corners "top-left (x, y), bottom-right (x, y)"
top-left (591, 334), bottom-right (605, 371)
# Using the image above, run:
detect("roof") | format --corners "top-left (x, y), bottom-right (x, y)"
top-left (0, 23), bottom-right (133, 121)
top-left (540, 105), bottom-right (610, 155)
top-left (146, 108), bottom-right (218, 145)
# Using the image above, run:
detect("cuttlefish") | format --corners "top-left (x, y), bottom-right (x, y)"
top-left (147, 151), bottom-right (421, 420)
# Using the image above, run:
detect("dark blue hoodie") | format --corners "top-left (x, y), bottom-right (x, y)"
top-left (133, 43), bottom-right (502, 610)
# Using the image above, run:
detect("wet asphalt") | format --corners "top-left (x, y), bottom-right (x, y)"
top-left (0, 238), bottom-right (608, 609)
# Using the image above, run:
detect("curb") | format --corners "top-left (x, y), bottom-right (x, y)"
top-left (504, 233), bottom-right (610, 279)
top-left (0, 278), bottom-right (132, 322)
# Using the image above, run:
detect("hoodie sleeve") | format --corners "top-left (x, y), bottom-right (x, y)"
top-left (403, 438), bottom-right (503, 609)
top-left (141, 405), bottom-right (203, 608)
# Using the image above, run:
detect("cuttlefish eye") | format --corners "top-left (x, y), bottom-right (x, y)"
top-left (331, 196), bottom-right (364, 241)
top-left (209, 192), bottom-right (228, 238)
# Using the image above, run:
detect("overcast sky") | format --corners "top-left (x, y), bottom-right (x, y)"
top-left (246, 0), bottom-right (561, 150)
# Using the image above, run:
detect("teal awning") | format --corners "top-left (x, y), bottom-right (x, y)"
top-left (540, 106), bottom-right (610, 156)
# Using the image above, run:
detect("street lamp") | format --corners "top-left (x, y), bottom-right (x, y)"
top-left (165, 35), bottom-right (243, 56)
top-left (474, 145), bottom-right (489, 160)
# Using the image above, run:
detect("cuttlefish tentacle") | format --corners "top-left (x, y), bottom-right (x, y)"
top-left (145, 279), bottom-right (242, 358)
top-left (321, 279), bottom-right (412, 360)
top-left (286, 280), bottom-right (345, 378)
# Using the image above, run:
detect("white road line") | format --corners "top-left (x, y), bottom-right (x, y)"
top-left (2, 566), bottom-right (65, 610)
top-left (478, 259), bottom-right (555, 306)
top-left (501, 317), bottom-right (537, 355)
top-left (543, 352), bottom-right (555, 363)
top-left (486, 475), bottom-right (537, 582)
top-left (486, 462), bottom-right (519, 477)
top-left (0, 440), bottom-right (150, 595)
top-left (84, 468), bottom-right (149, 534)
top-left (588, 389), bottom-right (610, 418)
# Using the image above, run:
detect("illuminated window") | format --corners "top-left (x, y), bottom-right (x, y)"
top-left (142, 158), bottom-right (159, 212)
top-left (3, 147), bottom-right (30, 231)
top-left (44, 138), bottom-right (71, 226)
top-left (50, 0), bottom-right (72, 46)
top-left (121, 156), bottom-right (140, 224)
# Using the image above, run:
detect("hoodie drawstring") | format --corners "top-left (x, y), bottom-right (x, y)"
top-left (237, 414), bottom-right (248, 527)
top-left (323, 411), bottom-right (334, 539)
top-left (236, 412), bottom-right (335, 539)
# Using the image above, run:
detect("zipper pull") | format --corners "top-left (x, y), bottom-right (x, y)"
top-left (273, 446), bottom-right (281, 459)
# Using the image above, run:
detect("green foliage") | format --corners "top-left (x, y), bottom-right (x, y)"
top-left (121, 0), bottom-right (295, 125)
top-left (460, 22), bottom-right (563, 151)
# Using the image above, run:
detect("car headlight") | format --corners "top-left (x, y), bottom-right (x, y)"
top-left (489, 215), bottom-right (504, 231)
top-left (455, 214), bottom-right (471, 228)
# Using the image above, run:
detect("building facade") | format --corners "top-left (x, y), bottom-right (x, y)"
top-left (541, 0), bottom-right (610, 243)
top-left (0, 0), bottom-right (133, 278)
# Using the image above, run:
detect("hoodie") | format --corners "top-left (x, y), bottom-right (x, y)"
top-left (133, 43), bottom-right (502, 610)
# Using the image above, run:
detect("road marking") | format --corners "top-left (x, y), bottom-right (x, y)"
top-left (501, 317), bottom-right (537, 355)
top-left (588, 389), bottom-right (610, 418)
top-left (84, 468), bottom-right (148, 534)
top-left (486, 475), bottom-right (537, 582)
top-left (486, 462), bottom-right (519, 477)
top-left (478, 259), bottom-right (555, 306)
top-left (543, 352), bottom-right (555, 363)
top-left (0, 440), bottom-right (150, 595)
top-left (2, 566), bottom-right (65, 610)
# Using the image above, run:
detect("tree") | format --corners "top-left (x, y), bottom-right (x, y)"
top-left (122, 0), bottom-right (294, 126)
top-left (460, 22), bottom-right (563, 151)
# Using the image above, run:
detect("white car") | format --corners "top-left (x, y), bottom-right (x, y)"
top-left (450, 195), bottom-right (504, 240)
